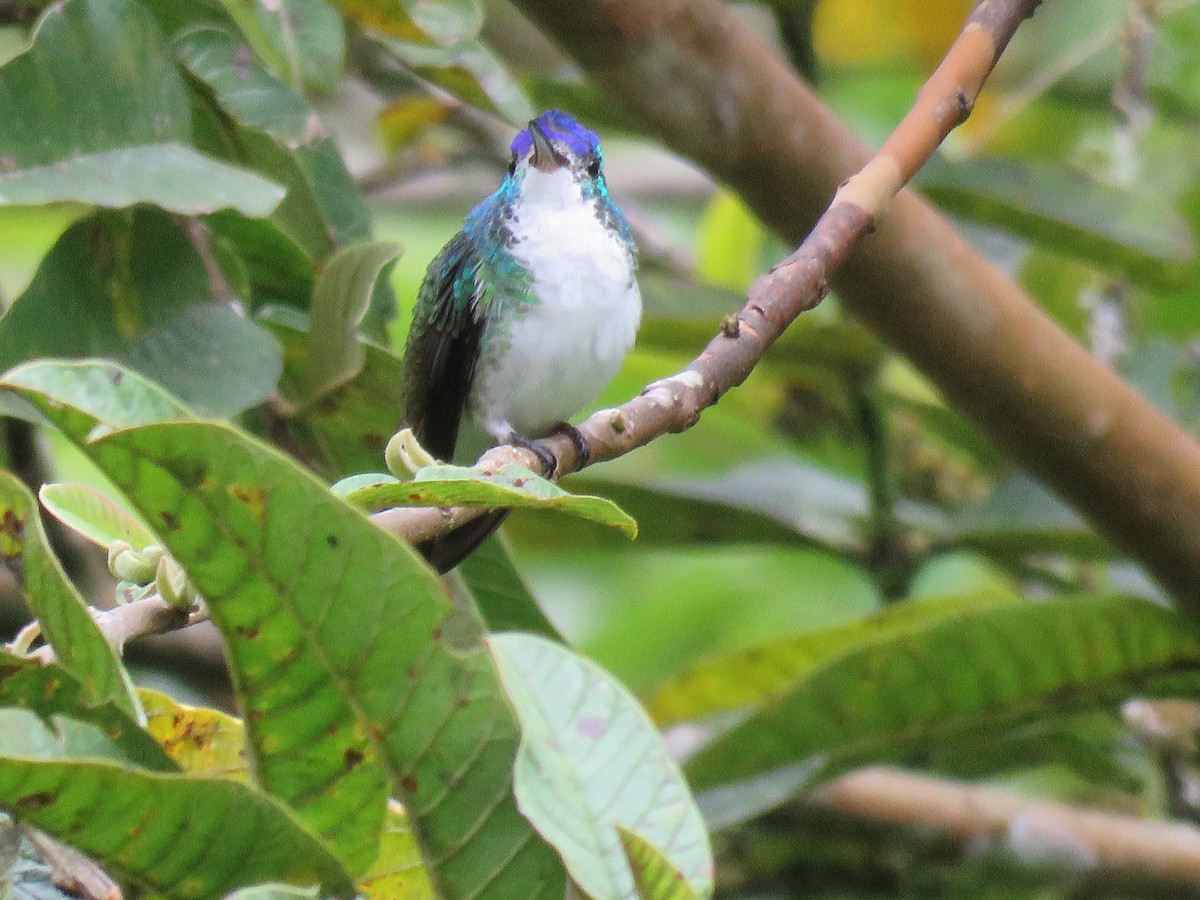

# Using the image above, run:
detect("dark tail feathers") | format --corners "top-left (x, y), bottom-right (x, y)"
top-left (418, 508), bottom-right (510, 573)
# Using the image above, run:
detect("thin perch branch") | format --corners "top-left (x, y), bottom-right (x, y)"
top-left (370, 0), bottom-right (1043, 546)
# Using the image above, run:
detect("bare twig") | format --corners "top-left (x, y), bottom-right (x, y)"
top-left (26, 594), bottom-right (204, 664)
top-left (370, 0), bottom-right (1042, 544)
top-left (24, 829), bottom-right (121, 900)
top-left (808, 766), bottom-right (1200, 891)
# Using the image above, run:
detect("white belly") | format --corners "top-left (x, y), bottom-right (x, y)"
top-left (471, 169), bottom-right (641, 440)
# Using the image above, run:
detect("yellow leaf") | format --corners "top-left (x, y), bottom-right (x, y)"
top-left (139, 687), bottom-right (249, 781)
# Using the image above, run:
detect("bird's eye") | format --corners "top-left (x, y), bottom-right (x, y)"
top-left (507, 153), bottom-right (517, 176)
top-left (585, 156), bottom-right (601, 178)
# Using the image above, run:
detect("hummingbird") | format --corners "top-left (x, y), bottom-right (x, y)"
top-left (402, 109), bottom-right (642, 571)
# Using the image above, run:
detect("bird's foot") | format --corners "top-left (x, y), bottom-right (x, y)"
top-left (548, 422), bottom-right (590, 470)
top-left (507, 432), bottom-right (559, 477)
top-left (506, 423), bottom-right (589, 478)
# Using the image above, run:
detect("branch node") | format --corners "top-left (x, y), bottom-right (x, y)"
top-left (955, 87), bottom-right (974, 125)
top-left (720, 314), bottom-right (740, 338)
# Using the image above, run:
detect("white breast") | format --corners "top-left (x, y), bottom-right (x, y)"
top-left (472, 167), bottom-right (641, 441)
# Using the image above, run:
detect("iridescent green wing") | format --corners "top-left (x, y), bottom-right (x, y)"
top-left (401, 231), bottom-right (485, 461)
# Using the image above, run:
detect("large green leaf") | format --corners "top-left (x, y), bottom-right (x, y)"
top-left (0, 143), bottom-right (284, 214)
top-left (684, 595), bottom-right (1200, 808)
top-left (219, 0), bottom-right (345, 91)
top-left (491, 634), bottom-right (713, 900)
top-left (0, 711), bottom-right (354, 898)
top-left (0, 473), bottom-right (138, 719)
top-left (645, 590), bottom-right (1019, 727)
top-left (0, 209), bottom-right (283, 417)
top-left (4, 362), bottom-right (566, 896)
top-left (0, 0), bottom-right (280, 214)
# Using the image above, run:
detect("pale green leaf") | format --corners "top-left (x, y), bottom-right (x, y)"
top-left (38, 483), bottom-right (156, 551)
top-left (302, 241), bottom-right (402, 404)
top-left (491, 633), bottom-right (713, 900)
top-left (0, 473), bottom-right (138, 720)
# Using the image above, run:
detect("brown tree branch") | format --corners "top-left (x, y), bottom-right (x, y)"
top-left (809, 766), bottom-right (1200, 892)
top-left (467, 0), bottom-right (1200, 605)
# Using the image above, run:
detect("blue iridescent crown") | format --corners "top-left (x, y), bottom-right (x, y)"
top-left (510, 109), bottom-right (600, 158)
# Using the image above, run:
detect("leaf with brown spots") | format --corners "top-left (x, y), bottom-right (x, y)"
top-left (0, 651), bottom-right (172, 771)
top-left (0, 710), bottom-right (353, 898)
top-left (139, 687), bottom-right (248, 780)
top-left (5, 357), bottom-right (567, 897)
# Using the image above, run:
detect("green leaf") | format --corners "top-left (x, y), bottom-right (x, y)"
top-left (645, 591), bottom-right (1019, 727)
top-left (5, 362), bottom-right (566, 895)
top-left (302, 241), bottom-right (403, 404)
top-left (684, 595), bottom-right (1200, 809)
top-left (0, 0), bottom-right (281, 215)
top-left (0, 209), bottom-right (283, 417)
top-left (376, 36), bottom-right (533, 123)
top-left (219, 0), bottom-right (345, 91)
top-left (261, 308), bottom-right (403, 475)
top-left (346, 465), bottom-right (639, 538)
top-left (38, 483), bottom-right (156, 551)
top-left (0, 653), bottom-right (173, 772)
top-left (618, 828), bottom-right (703, 900)
top-left (491, 633), bottom-right (713, 900)
top-left (0, 143), bottom-right (284, 214)
top-left (918, 156), bottom-right (1196, 288)
top-left (0, 712), bottom-right (354, 898)
top-left (178, 17), bottom-right (396, 336)
top-left (0, 359), bottom-right (193, 435)
top-left (0, 472), bottom-right (138, 720)
top-left (0, 0), bottom-right (189, 162)
top-left (337, 0), bottom-right (484, 46)
top-left (174, 23), bottom-right (315, 146)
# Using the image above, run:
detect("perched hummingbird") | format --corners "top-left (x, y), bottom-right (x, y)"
top-left (402, 110), bottom-right (641, 570)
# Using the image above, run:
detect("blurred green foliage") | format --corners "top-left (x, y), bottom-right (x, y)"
top-left (1, 0), bottom-right (1200, 897)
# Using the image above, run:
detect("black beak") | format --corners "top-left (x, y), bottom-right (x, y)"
top-left (528, 120), bottom-right (566, 172)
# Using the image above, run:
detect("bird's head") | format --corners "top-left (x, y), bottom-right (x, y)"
top-left (507, 110), bottom-right (608, 198)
